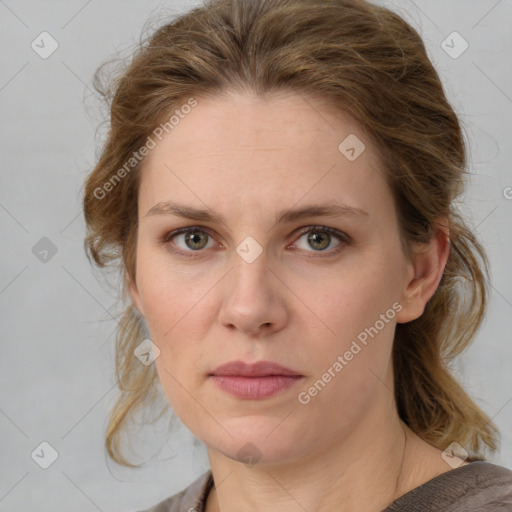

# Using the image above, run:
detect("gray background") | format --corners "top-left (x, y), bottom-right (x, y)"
top-left (0, 0), bottom-right (511, 510)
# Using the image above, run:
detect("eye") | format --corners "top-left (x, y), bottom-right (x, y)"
top-left (160, 227), bottom-right (216, 256)
top-left (291, 226), bottom-right (349, 255)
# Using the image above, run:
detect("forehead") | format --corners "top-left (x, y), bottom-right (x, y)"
top-left (137, 91), bottom-right (391, 221)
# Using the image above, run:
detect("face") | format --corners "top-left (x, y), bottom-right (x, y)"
top-left (130, 91), bottom-right (421, 466)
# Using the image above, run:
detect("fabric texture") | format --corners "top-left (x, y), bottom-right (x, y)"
top-left (134, 460), bottom-right (512, 511)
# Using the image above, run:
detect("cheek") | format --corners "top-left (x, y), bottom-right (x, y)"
top-left (138, 261), bottom-right (207, 409)
top-left (136, 248), bottom-right (214, 338)
top-left (306, 262), bottom-right (399, 339)
top-left (134, 262), bottom-right (206, 396)
top-left (296, 253), bottom-right (402, 388)
top-left (295, 274), bottom-right (399, 429)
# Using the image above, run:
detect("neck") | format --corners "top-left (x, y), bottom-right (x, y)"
top-left (205, 411), bottom-right (413, 512)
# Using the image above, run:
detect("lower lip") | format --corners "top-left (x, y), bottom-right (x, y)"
top-left (209, 375), bottom-right (304, 399)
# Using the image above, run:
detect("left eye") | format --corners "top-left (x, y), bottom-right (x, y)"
top-left (293, 227), bottom-right (345, 252)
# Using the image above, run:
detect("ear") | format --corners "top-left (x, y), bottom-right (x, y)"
top-left (128, 273), bottom-right (145, 317)
top-left (395, 220), bottom-right (450, 324)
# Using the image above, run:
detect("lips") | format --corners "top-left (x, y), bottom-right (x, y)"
top-left (209, 360), bottom-right (304, 399)
top-left (209, 360), bottom-right (302, 377)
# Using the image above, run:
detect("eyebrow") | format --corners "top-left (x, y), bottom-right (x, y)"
top-left (145, 200), bottom-right (368, 225)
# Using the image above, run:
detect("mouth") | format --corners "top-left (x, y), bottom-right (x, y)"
top-left (209, 375), bottom-right (304, 399)
top-left (208, 360), bottom-right (304, 399)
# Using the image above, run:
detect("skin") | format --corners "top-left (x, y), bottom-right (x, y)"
top-left (129, 90), bottom-right (459, 512)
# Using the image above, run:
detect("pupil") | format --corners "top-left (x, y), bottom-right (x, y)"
top-left (309, 231), bottom-right (329, 250)
top-left (186, 231), bottom-right (206, 250)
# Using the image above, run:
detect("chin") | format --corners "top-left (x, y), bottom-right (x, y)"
top-left (204, 417), bottom-right (313, 467)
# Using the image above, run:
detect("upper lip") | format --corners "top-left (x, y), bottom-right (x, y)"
top-left (210, 360), bottom-right (302, 377)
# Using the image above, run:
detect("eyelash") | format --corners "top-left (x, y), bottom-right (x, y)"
top-left (158, 226), bottom-right (351, 259)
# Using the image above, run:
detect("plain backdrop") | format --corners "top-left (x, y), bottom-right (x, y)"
top-left (1, 0), bottom-right (511, 510)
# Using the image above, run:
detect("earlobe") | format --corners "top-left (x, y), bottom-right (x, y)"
top-left (396, 222), bottom-right (450, 324)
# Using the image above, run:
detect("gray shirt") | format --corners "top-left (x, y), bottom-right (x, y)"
top-left (135, 461), bottom-right (512, 511)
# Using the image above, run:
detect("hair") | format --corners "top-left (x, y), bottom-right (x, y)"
top-left (82, 0), bottom-right (500, 467)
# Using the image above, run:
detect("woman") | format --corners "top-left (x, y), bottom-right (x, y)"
top-left (82, 0), bottom-right (512, 510)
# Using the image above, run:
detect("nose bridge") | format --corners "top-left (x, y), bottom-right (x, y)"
top-left (229, 237), bottom-right (272, 300)
top-left (218, 236), bottom-right (286, 334)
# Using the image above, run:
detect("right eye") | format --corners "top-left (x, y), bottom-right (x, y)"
top-left (159, 227), bottom-right (217, 257)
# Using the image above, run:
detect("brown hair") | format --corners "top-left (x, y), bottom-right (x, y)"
top-left (82, 0), bottom-right (499, 467)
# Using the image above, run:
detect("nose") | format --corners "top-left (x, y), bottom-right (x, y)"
top-left (218, 245), bottom-right (288, 337)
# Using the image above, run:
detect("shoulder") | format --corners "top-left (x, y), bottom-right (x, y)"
top-left (455, 461), bottom-right (512, 508)
top-left (385, 461), bottom-right (512, 511)
top-left (133, 470), bottom-right (213, 512)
